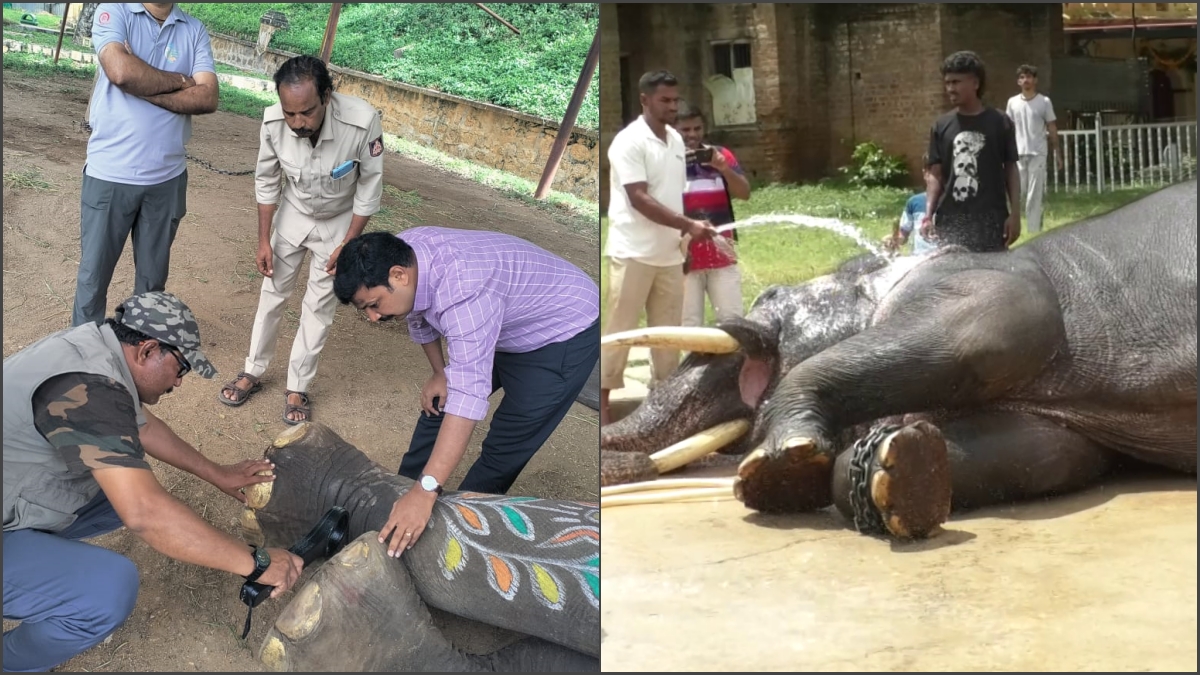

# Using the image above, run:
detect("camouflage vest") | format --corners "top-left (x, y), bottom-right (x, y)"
top-left (3, 324), bottom-right (144, 533)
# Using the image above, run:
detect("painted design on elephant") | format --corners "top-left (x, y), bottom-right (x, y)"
top-left (437, 494), bottom-right (600, 611)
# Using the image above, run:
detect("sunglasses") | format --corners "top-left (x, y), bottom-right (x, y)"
top-left (159, 343), bottom-right (192, 379)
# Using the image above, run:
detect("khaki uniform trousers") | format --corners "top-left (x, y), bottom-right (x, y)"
top-left (244, 202), bottom-right (351, 392)
top-left (601, 256), bottom-right (684, 392)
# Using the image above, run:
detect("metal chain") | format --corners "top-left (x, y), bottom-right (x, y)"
top-left (846, 423), bottom-right (900, 535)
top-left (185, 154), bottom-right (255, 176)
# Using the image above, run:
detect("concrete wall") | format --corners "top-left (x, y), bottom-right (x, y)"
top-left (207, 32), bottom-right (599, 202)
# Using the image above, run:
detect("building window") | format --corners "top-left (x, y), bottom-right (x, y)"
top-left (707, 40), bottom-right (756, 126)
top-left (712, 41), bottom-right (752, 79)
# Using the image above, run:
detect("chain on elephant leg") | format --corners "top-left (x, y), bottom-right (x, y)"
top-left (829, 421), bottom-right (953, 540)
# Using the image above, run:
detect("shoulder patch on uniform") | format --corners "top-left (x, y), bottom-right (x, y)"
top-left (369, 136), bottom-right (383, 157)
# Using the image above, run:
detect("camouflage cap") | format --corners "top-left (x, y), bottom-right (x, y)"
top-left (113, 291), bottom-right (217, 379)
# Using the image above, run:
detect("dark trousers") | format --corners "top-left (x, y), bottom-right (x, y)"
top-left (72, 168), bottom-right (188, 326)
top-left (3, 492), bottom-right (137, 673)
top-left (400, 319), bottom-right (600, 495)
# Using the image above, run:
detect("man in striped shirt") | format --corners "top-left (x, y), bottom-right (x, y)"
top-left (675, 104), bottom-right (751, 327)
top-left (333, 228), bottom-right (599, 557)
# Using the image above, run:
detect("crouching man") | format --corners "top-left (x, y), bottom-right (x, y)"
top-left (3, 292), bottom-right (303, 673)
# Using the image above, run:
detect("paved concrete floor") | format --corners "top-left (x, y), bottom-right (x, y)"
top-left (601, 465), bottom-right (1197, 672)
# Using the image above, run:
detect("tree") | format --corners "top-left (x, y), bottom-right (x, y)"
top-left (73, 3), bottom-right (97, 45)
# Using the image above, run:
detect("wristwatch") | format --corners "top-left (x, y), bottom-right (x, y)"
top-left (245, 545), bottom-right (271, 582)
top-left (419, 475), bottom-right (444, 495)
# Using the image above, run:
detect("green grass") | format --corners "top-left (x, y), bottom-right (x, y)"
top-left (0, 48), bottom-right (93, 78)
top-left (184, 3), bottom-right (599, 129)
top-left (2, 9), bottom-right (60, 29)
top-left (2, 48), bottom-right (279, 119)
top-left (3, 167), bottom-right (56, 192)
top-left (366, 184), bottom-right (425, 234)
top-left (1, 26), bottom-right (63, 50)
top-left (600, 183), bottom-right (1161, 328)
top-left (214, 61), bottom-right (270, 80)
top-left (2, 48), bottom-right (597, 239)
top-left (217, 84), bottom-right (278, 119)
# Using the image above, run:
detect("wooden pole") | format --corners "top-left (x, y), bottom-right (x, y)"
top-left (318, 3), bottom-right (343, 65)
top-left (474, 3), bottom-right (520, 35)
top-left (533, 27), bottom-right (599, 200)
top-left (53, 3), bottom-right (71, 65)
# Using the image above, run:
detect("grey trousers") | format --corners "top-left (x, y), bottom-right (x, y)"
top-left (72, 168), bottom-right (188, 326)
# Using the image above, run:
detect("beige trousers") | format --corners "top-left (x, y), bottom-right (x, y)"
top-left (244, 206), bottom-right (350, 392)
top-left (682, 264), bottom-right (744, 327)
top-left (601, 257), bottom-right (684, 391)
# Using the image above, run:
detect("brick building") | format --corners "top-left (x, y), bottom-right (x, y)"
top-left (599, 3), bottom-right (1066, 212)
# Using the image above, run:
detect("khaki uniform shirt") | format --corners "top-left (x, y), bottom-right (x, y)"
top-left (254, 92), bottom-right (385, 247)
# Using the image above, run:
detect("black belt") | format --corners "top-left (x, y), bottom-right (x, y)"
top-left (239, 506), bottom-right (350, 639)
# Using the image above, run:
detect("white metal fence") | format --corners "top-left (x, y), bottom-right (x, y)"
top-left (1052, 119), bottom-right (1197, 193)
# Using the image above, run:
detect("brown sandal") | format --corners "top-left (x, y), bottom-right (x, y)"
top-left (219, 372), bottom-right (261, 407)
top-left (283, 390), bottom-right (311, 425)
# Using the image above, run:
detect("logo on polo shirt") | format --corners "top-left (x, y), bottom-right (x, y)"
top-left (98, 11), bottom-right (110, 25)
top-left (165, 42), bottom-right (179, 64)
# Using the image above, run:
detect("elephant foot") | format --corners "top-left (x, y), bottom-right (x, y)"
top-left (839, 422), bottom-right (952, 540)
top-left (732, 436), bottom-right (834, 513)
top-left (260, 532), bottom-right (598, 672)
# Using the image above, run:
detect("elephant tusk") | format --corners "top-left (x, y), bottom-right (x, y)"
top-left (600, 477), bottom-right (736, 497)
top-left (600, 326), bottom-right (741, 354)
top-left (601, 485), bottom-right (735, 508)
top-left (649, 419), bottom-right (752, 475)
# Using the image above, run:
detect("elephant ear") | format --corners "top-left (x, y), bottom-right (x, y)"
top-left (715, 316), bottom-right (781, 409)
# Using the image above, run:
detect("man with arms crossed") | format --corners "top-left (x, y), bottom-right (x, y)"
top-left (601, 70), bottom-right (718, 426)
top-left (219, 55), bottom-right (385, 425)
top-left (4, 292), bottom-right (302, 673)
top-left (1005, 64), bottom-right (1062, 235)
top-left (333, 228), bottom-right (600, 558)
top-left (73, 3), bottom-right (219, 327)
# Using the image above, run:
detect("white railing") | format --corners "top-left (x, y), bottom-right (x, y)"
top-left (1051, 119), bottom-right (1197, 193)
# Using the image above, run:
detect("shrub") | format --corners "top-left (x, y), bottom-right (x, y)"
top-left (838, 141), bottom-right (910, 188)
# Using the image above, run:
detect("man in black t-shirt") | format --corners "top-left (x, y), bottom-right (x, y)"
top-left (921, 51), bottom-right (1021, 253)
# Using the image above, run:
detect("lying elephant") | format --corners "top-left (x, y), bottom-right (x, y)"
top-left (240, 422), bottom-right (599, 671)
top-left (602, 181), bottom-right (1197, 540)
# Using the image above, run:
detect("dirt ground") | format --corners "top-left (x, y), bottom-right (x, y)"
top-left (2, 71), bottom-right (599, 672)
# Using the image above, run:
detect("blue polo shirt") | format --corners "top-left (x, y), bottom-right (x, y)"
top-left (86, 3), bottom-right (215, 186)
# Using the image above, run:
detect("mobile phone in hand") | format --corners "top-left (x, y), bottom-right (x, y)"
top-left (686, 146), bottom-right (714, 165)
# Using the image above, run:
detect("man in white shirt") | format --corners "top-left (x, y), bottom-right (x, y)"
top-left (1005, 64), bottom-right (1062, 235)
top-left (600, 70), bottom-right (718, 426)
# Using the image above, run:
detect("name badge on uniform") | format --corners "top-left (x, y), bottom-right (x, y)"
top-left (331, 160), bottom-right (358, 180)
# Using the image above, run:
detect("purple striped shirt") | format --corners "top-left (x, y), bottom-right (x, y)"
top-left (400, 227), bottom-right (599, 421)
